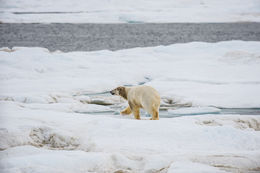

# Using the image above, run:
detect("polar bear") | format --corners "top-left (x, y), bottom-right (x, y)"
top-left (110, 85), bottom-right (160, 120)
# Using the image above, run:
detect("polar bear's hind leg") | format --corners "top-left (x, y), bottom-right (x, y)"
top-left (150, 106), bottom-right (159, 120)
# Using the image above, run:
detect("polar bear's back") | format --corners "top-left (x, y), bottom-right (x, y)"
top-left (127, 85), bottom-right (160, 113)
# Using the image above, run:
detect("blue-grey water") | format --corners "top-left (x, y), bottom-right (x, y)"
top-left (1, 23), bottom-right (260, 52)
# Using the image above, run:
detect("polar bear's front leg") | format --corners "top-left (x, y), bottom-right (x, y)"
top-left (128, 101), bottom-right (140, 120)
top-left (120, 106), bottom-right (132, 115)
top-left (132, 108), bottom-right (141, 120)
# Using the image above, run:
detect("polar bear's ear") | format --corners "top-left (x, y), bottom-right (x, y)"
top-left (118, 87), bottom-right (127, 100)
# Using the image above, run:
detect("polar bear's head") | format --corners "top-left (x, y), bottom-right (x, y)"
top-left (110, 86), bottom-right (127, 99)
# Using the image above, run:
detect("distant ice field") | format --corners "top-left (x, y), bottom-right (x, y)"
top-left (0, 0), bottom-right (260, 23)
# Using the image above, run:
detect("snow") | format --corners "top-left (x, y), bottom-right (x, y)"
top-left (1, 41), bottom-right (260, 172)
top-left (1, 101), bottom-right (260, 172)
top-left (0, 0), bottom-right (260, 23)
top-left (167, 161), bottom-right (227, 173)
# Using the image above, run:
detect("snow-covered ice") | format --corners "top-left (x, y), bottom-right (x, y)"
top-left (1, 41), bottom-right (260, 108)
top-left (1, 41), bottom-right (260, 172)
top-left (0, 0), bottom-right (260, 23)
top-left (1, 101), bottom-right (260, 173)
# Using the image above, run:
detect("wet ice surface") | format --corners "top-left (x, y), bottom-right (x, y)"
top-left (73, 82), bottom-right (260, 118)
top-left (1, 41), bottom-right (260, 172)
top-left (73, 91), bottom-right (260, 118)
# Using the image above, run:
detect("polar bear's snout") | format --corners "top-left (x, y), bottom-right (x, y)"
top-left (110, 88), bottom-right (119, 96)
top-left (110, 87), bottom-right (126, 98)
top-left (110, 90), bottom-right (115, 95)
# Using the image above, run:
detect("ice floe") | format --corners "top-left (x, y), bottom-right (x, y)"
top-left (1, 0), bottom-right (260, 23)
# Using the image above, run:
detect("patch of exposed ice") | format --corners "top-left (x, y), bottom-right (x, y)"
top-left (196, 115), bottom-right (260, 131)
top-left (72, 103), bottom-right (113, 114)
top-left (168, 107), bottom-right (221, 116)
top-left (29, 127), bottom-right (80, 150)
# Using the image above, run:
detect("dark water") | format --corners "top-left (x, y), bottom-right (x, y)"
top-left (1, 23), bottom-right (260, 52)
top-left (220, 108), bottom-right (260, 115)
top-left (158, 108), bottom-right (260, 118)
